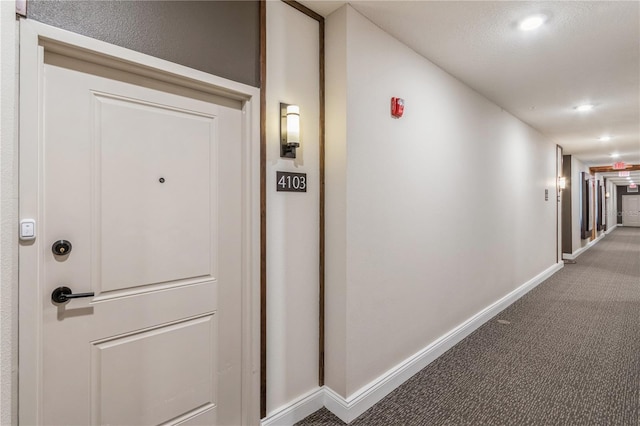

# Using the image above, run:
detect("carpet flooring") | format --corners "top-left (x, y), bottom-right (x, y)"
top-left (296, 227), bottom-right (640, 426)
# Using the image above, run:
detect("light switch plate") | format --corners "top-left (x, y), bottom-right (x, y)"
top-left (20, 219), bottom-right (36, 240)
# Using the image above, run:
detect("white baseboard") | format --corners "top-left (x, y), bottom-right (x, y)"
top-left (563, 232), bottom-right (606, 260)
top-left (263, 262), bottom-right (565, 425)
top-left (261, 387), bottom-right (325, 426)
top-left (321, 262), bottom-right (564, 424)
top-left (606, 224), bottom-right (618, 234)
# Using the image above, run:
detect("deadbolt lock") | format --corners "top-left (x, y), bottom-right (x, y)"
top-left (52, 240), bottom-right (72, 256)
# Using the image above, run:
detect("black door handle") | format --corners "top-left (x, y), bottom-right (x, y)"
top-left (51, 286), bottom-right (94, 304)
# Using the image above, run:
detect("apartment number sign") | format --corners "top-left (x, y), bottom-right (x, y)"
top-left (276, 171), bottom-right (307, 192)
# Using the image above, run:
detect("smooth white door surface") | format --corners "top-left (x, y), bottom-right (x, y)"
top-left (622, 195), bottom-right (640, 227)
top-left (35, 52), bottom-right (243, 425)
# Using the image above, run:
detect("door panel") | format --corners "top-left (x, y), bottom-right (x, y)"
top-left (92, 314), bottom-right (216, 426)
top-left (38, 52), bottom-right (242, 425)
top-left (96, 94), bottom-right (215, 292)
top-left (622, 195), bottom-right (640, 227)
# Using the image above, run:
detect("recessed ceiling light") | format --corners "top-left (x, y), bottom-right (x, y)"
top-left (627, 177), bottom-right (631, 180)
top-left (610, 153), bottom-right (620, 158)
top-left (599, 136), bottom-right (611, 142)
top-left (575, 104), bottom-right (594, 112)
top-left (519, 14), bottom-right (547, 31)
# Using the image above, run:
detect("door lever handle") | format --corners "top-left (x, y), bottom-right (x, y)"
top-left (51, 286), bottom-right (94, 304)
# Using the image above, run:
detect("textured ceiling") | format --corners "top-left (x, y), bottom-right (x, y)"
top-left (300, 1), bottom-right (640, 167)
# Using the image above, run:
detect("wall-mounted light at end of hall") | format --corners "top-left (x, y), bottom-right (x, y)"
top-left (605, 191), bottom-right (611, 198)
top-left (558, 176), bottom-right (567, 191)
top-left (281, 103), bottom-right (300, 158)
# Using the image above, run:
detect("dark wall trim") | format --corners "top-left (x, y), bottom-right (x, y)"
top-left (590, 164), bottom-right (640, 174)
top-left (281, 0), bottom-right (326, 389)
top-left (318, 15), bottom-right (326, 390)
top-left (581, 172), bottom-right (592, 240)
top-left (562, 155), bottom-right (572, 254)
top-left (556, 145), bottom-right (563, 263)
top-left (260, 1), bottom-right (325, 417)
top-left (603, 178), bottom-right (608, 232)
top-left (283, 0), bottom-right (324, 21)
top-left (259, 0), bottom-right (267, 418)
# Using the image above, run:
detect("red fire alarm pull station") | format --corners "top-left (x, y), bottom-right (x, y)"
top-left (391, 97), bottom-right (404, 118)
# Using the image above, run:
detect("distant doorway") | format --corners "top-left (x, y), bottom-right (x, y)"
top-left (621, 195), bottom-right (640, 227)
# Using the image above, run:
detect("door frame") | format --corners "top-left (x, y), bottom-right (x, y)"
top-left (18, 19), bottom-right (261, 425)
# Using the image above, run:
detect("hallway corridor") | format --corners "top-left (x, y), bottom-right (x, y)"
top-left (298, 228), bottom-right (640, 426)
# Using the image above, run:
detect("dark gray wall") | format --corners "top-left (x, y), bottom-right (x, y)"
top-left (28, 0), bottom-right (260, 87)
top-left (561, 155), bottom-right (572, 254)
top-left (617, 185), bottom-right (638, 224)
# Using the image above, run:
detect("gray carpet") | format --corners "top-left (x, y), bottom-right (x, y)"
top-left (297, 227), bottom-right (640, 426)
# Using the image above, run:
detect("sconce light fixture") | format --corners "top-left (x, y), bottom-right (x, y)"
top-left (558, 176), bottom-right (567, 190)
top-left (605, 191), bottom-right (611, 198)
top-left (281, 103), bottom-right (300, 158)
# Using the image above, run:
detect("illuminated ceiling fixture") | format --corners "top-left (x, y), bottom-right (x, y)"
top-left (575, 104), bottom-right (594, 112)
top-left (611, 153), bottom-right (620, 158)
top-left (519, 14), bottom-right (547, 31)
top-left (599, 136), bottom-right (611, 142)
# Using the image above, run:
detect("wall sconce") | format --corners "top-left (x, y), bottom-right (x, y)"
top-left (558, 176), bottom-right (567, 191)
top-left (605, 191), bottom-right (611, 198)
top-left (281, 103), bottom-right (300, 158)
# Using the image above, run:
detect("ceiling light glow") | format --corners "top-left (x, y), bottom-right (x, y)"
top-left (575, 104), bottom-right (594, 112)
top-left (599, 136), bottom-right (611, 142)
top-left (610, 153), bottom-right (620, 158)
top-left (519, 14), bottom-right (547, 31)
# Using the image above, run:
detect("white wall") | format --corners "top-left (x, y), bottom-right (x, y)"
top-left (326, 5), bottom-right (559, 398)
top-left (265, 1), bottom-right (320, 415)
top-left (324, 4), bottom-right (348, 398)
top-left (0, 2), bottom-right (18, 425)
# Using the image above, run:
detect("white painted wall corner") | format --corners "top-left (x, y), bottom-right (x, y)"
top-left (563, 231), bottom-right (606, 260)
top-left (605, 224), bottom-right (618, 235)
top-left (262, 262), bottom-right (563, 425)
top-left (261, 387), bottom-right (325, 426)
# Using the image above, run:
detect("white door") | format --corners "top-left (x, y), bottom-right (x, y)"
top-left (23, 49), bottom-right (244, 425)
top-left (622, 195), bottom-right (640, 227)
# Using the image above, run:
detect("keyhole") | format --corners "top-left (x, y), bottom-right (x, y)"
top-left (52, 240), bottom-right (72, 256)
top-left (159, 177), bottom-right (165, 183)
